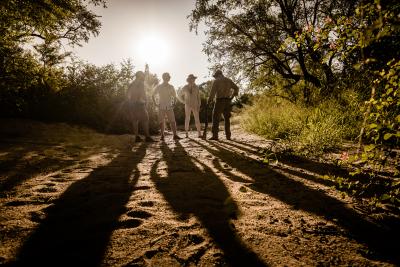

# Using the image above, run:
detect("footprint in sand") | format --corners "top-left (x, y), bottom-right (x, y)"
top-left (116, 210), bottom-right (153, 229)
top-left (29, 211), bottom-right (46, 223)
top-left (50, 173), bottom-right (72, 183)
top-left (36, 187), bottom-right (58, 193)
top-left (139, 201), bottom-right (155, 207)
top-left (185, 234), bottom-right (205, 245)
top-left (127, 210), bottom-right (152, 219)
top-left (117, 219), bottom-right (142, 229)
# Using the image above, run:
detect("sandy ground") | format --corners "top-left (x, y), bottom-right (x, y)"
top-left (0, 119), bottom-right (399, 266)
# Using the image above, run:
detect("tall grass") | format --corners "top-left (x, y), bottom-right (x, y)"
top-left (239, 93), bottom-right (362, 155)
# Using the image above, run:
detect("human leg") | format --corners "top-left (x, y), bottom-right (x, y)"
top-left (159, 109), bottom-right (166, 138)
top-left (132, 119), bottom-right (141, 142)
top-left (222, 100), bottom-right (232, 140)
top-left (184, 105), bottom-right (191, 137)
top-left (211, 100), bottom-right (224, 139)
top-left (166, 109), bottom-right (180, 139)
top-left (140, 107), bottom-right (154, 142)
top-left (193, 108), bottom-right (201, 137)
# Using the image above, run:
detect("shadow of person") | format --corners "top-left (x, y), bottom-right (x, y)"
top-left (192, 139), bottom-right (399, 265)
top-left (223, 138), bottom-right (268, 151)
top-left (13, 142), bottom-right (148, 266)
top-left (150, 141), bottom-right (266, 267)
top-left (0, 143), bottom-right (96, 196)
top-left (219, 139), bottom-right (265, 155)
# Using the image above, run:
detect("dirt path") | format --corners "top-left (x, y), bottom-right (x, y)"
top-left (0, 120), bottom-right (398, 266)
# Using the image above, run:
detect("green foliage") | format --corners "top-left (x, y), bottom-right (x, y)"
top-left (0, 0), bottom-right (107, 121)
top-left (356, 59), bottom-right (400, 175)
top-left (326, 1), bottom-right (400, 177)
top-left (58, 60), bottom-right (163, 134)
top-left (240, 93), bottom-right (361, 156)
top-left (190, 0), bottom-right (357, 98)
top-left (320, 174), bottom-right (399, 207)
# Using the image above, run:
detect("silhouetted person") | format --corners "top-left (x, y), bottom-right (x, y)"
top-left (178, 74), bottom-right (202, 138)
top-left (127, 71), bottom-right (154, 142)
top-left (152, 72), bottom-right (181, 141)
top-left (208, 70), bottom-right (239, 140)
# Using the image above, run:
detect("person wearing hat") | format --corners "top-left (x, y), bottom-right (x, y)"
top-left (207, 69), bottom-right (239, 140)
top-left (178, 74), bottom-right (202, 138)
top-left (127, 71), bottom-right (154, 143)
top-left (152, 72), bottom-right (181, 141)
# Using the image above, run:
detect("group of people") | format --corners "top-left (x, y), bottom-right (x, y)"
top-left (126, 69), bottom-right (239, 142)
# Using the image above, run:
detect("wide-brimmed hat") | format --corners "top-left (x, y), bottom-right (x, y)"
top-left (213, 69), bottom-right (223, 78)
top-left (186, 74), bottom-right (197, 81)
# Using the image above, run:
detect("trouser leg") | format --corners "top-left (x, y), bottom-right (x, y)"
top-left (184, 105), bottom-right (191, 133)
top-left (142, 110), bottom-right (150, 137)
top-left (133, 120), bottom-right (139, 136)
top-left (193, 109), bottom-right (201, 135)
top-left (222, 100), bottom-right (232, 139)
top-left (212, 101), bottom-right (224, 138)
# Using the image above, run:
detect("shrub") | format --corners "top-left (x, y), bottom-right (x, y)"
top-left (239, 93), bottom-right (362, 155)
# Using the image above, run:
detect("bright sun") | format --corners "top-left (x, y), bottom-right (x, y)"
top-left (135, 34), bottom-right (170, 68)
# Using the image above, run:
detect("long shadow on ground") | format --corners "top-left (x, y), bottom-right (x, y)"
top-left (150, 141), bottom-right (266, 267)
top-left (0, 142), bottom-right (98, 196)
top-left (12, 143), bottom-right (148, 266)
top-left (192, 139), bottom-right (400, 265)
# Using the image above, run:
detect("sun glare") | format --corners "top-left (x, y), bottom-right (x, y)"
top-left (135, 34), bottom-right (170, 69)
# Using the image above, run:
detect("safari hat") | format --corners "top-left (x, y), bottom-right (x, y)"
top-left (186, 74), bottom-right (197, 82)
top-left (213, 69), bottom-right (223, 78)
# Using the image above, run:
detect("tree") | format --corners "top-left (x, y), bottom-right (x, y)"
top-left (0, 0), bottom-right (106, 80)
top-left (189, 0), bottom-right (358, 101)
top-left (0, 0), bottom-right (106, 117)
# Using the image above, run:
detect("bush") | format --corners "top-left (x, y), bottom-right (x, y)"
top-left (239, 93), bottom-right (362, 155)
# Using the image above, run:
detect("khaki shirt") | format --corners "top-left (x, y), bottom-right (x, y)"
top-left (208, 76), bottom-right (239, 101)
top-left (127, 80), bottom-right (146, 103)
top-left (153, 83), bottom-right (176, 110)
top-left (178, 83), bottom-right (201, 110)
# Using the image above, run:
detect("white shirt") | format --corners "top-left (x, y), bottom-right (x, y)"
top-left (153, 83), bottom-right (176, 110)
top-left (179, 83), bottom-right (201, 110)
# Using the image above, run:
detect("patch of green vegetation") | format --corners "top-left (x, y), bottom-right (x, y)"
top-left (239, 94), bottom-right (361, 156)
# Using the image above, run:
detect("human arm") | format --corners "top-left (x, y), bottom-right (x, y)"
top-left (197, 86), bottom-right (202, 110)
top-left (176, 87), bottom-right (185, 104)
top-left (208, 81), bottom-right (217, 104)
top-left (152, 87), bottom-right (158, 105)
top-left (231, 80), bottom-right (239, 98)
top-left (169, 85), bottom-right (178, 106)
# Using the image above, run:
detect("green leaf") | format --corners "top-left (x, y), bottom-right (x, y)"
top-left (369, 123), bottom-right (378, 129)
top-left (383, 133), bottom-right (393, 140)
top-left (364, 144), bottom-right (376, 152)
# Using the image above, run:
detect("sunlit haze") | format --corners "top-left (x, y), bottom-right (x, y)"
top-left (134, 33), bottom-right (170, 69)
top-left (72, 0), bottom-right (209, 87)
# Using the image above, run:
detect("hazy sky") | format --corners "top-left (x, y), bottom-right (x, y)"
top-left (72, 0), bottom-right (210, 87)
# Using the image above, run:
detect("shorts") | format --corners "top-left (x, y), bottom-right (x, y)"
top-left (158, 103), bottom-right (173, 111)
top-left (130, 102), bottom-right (148, 121)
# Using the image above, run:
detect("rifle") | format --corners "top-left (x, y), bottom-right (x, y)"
top-left (198, 82), bottom-right (209, 139)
